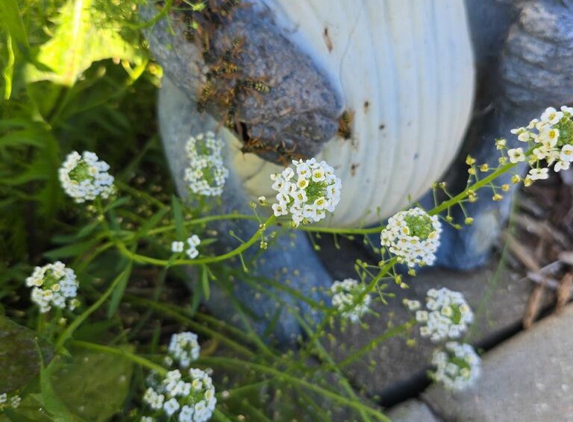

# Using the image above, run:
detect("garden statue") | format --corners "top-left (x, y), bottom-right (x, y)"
top-left (144, 0), bottom-right (573, 343)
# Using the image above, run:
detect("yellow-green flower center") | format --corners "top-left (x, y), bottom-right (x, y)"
top-left (403, 214), bottom-right (434, 240)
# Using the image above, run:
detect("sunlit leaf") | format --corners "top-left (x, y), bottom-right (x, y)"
top-left (24, 0), bottom-right (144, 86)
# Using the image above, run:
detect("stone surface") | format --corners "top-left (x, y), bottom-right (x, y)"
top-left (314, 234), bottom-right (555, 405)
top-left (386, 399), bottom-right (443, 422)
top-left (423, 304), bottom-right (573, 422)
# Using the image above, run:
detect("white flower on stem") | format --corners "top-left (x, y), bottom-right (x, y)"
top-left (172, 241), bottom-right (185, 253)
top-left (416, 288), bottom-right (474, 342)
top-left (59, 151), bottom-right (115, 203)
top-left (561, 144), bottom-right (573, 162)
top-left (540, 107), bottom-right (564, 125)
top-left (529, 168), bottom-right (549, 181)
top-left (330, 279), bottom-right (371, 323)
top-left (507, 148), bottom-right (525, 163)
top-left (184, 132), bottom-right (229, 196)
top-left (380, 207), bottom-right (442, 268)
top-left (185, 235), bottom-right (201, 259)
top-left (403, 299), bottom-right (421, 311)
top-left (270, 158), bottom-right (341, 227)
top-left (539, 127), bottom-right (560, 146)
top-left (431, 342), bottom-right (481, 391)
top-left (26, 262), bottom-right (79, 313)
top-left (555, 160), bottom-right (571, 172)
top-left (167, 332), bottom-right (200, 369)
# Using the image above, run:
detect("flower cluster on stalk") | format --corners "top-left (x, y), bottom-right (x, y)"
top-left (270, 158), bottom-right (341, 227)
top-left (59, 151), bottom-right (115, 203)
top-left (25, 262), bottom-right (80, 313)
top-left (409, 288), bottom-right (474, 342)
top-left (380, 207), bottom-right (442, 267)
top-left (142, 369), bottom-right (216, 422)
top-left (166, 332), bottom-right (200, 369)
top-left (330, 278), bottom-right (371, 323)
top-left (430, 342), bottom-right (481, 391)
top-left (507, 106), bottom-right (573, 181)
top-left (184, 132), bottom-right (229, 196)
top-left (405, 289), bottom-right (480, 391)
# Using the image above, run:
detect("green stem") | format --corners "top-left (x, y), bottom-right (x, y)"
top-left (125, 295), bottom-right (255, 358)
top-left (55, 265), bottom-right (130, 350)
top-left (147, 213), bottom-right (259, 236)
top-left (70, 340), bottom-right (167, 374)
top-left (337, 318), bottom-right (416, 369)
top-left (429, 163), bottom-right (515, 216)
top-left (115, 215), bottom-right (277, 267)
top-left (199, 356), bottom-right (390, 421)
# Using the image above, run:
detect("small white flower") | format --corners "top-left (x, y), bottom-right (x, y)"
top-left (561, 145), bottom-right (573, 162)
top-left (403, 299), bottom-right (421, 311)
top-left (539, 127), bottom-right (560, 146)
top-left (59, 151), bottom-right (115, 203)
top-left (172, 241), bottom-right (185, 253)
top-left (507, 148), bottom-right (525, 163)
top-left (529, 168), bottom-right (549, 181)
top-left (270, 158), bottom-right (341, 227)
top-left (380, 207), bottom-right (441, 268)
top-left (184, 235), bottom-right (201, 259)
top-left (330, 279), bottom-right (371, 323)
top-left (431, 342), bottom-right (481, 391)
top-left (184, 133), bottom-right (229, 196)
top-left (26, 262), bottom-right (79, 313)
top-left (540, 107), bottom-right (564, 125)
top-left (164, 398), bottom-right (180, 416)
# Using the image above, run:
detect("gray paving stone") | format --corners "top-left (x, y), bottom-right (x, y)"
top-left (386, 399), bottom-right (443, 422)
top-left (315, 235), bottom-right (553, 403)
top-left (423, 304), bottom-right (573, 422)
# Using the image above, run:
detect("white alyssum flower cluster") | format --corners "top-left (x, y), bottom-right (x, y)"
top-left (508, 106), bottom-right (573, 180)
top-left (330, 278), bottom-right (371, 323)
top-left (431, 341), bottom-right (481, 391)
top-left (167, 332), bottom-right (200, 369)
top-left (270, 158), bottom-right (341, 227)
top-left (25, 262), bottom-right (80, 313)
top-left (380, 207), bottom-right (442, 267)
top-left (142, 369), bottom-right (216, 422)
top-left (59, 151), bottom-right (115, 203)
top-left (184, 132), bottom-right (229, 196)
top-left (413, 288), bottom-right (474, 342)
top-left (171, 236), bottom-right (201, 259)
top-left (0, 393), bottom-right (21, 409)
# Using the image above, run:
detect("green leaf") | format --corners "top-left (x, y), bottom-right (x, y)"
top-left (132, 207), bottom-right (169, 241)
top-left (171, 195), bottom-right (186, 239)
top-left (50, 349), bottom-right (133, 422)
top-left (40, 357), bottom-right (82, 422)
top-left (23, 0), bottom-right (144, 86)
top-left (201, 264), bottom-right (210, 300)
top-left (0, 315), bottom-right (53, 393)
top-left (107, 261), bottom-right (133, 319)
top-left (0, 129), bottom-right (46, 148)
top-left (0, 0), bottom-right (29, 47)
top-left (2, 33), bottom-right (15, 100)
top-left (44, 238), bottom-right (100, 260)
